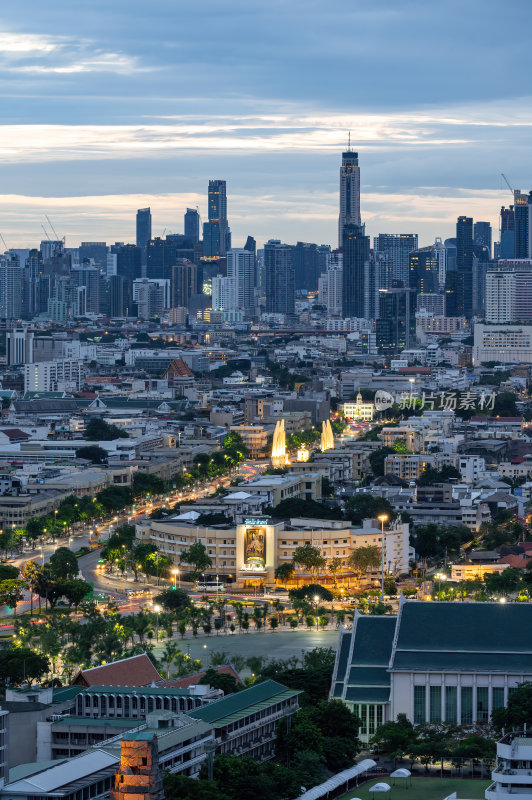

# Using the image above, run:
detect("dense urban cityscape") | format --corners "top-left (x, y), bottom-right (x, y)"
top-left (1, 2), bottom-right (532, 800)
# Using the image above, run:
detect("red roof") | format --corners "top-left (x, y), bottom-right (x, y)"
top-left (157, 663), bottom-right (243, 689)
top-left (0, 428), bottom-right (31, 441)
top-left (498, 555), bottom-right (528, 568)
top-left (73, 654), bottom-right (162, 687)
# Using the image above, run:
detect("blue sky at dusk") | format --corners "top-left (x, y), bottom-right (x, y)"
top-left (1, 0), bottom-right (531, 248)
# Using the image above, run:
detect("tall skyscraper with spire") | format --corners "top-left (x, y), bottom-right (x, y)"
top-left (203, 179), bottom-right (231, 257)
top-left (338, 137), bottom-right (361, 248)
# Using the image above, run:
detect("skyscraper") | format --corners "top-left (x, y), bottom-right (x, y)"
top-left (0, 252), bottom-right (23, 320)
top-left (264, 240), bottom-right (295, 314)
top-left (409, 246), bottom-right (440, 295)
top-left (500, 204), bottom-right (515, 259)
top-left (376, 286), bottom-right (416, 355)
top-left (171, 262), bottom-right (197, 310)
top-left (227, 248), bottom-right (255, 312)
top-left (184, 208), bottom-right (200, 244)
top-left (374, 234), bottom-right (418, 286)
top-left (455, 215), bottom-right (474, 318)
top-left (338, 147), bottom-right (361, 247)
top-left (474, 221), bottom-right (492, 258)
top-left (136, 207), bottom-right (152, 267)
top-left (514, 190), bottom-right (532, 258)
top-left (293, 242), bottom-right (321, 291)
top-left (342, 224), bottom-right (369, 319)
top-left (203, 180), bottom-right (231, 257)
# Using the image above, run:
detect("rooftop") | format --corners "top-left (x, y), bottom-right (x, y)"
top-left (189, 679), bottom-right (298, 726)
top-left (73, 653), bottom-right (162, 687)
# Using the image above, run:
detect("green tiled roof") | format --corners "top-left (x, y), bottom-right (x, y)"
top-left (84, 685), bottom-right (189, 697)
top-left (335, 630), bottom-right (352, 683)
top-left (392, 651), bottom-right (532, 673)
top-left (352, 616), bottom-right (396, 665)
top-left (52, 686), bottom-right (83, 702)
top-left (347, 667), bottom-right (389, 686)
top-left (189, 680), bottom-right (298, 725)
top-left (51, 716), bottom-right (138, 728)
top-left (395, 601), bottom-right (532, 654)
top-left (345, 687), bottom-right (390, 703)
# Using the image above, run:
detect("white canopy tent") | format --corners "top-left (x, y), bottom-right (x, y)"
top-left (297, 759), bottom-right (377, 800)
top-left (369, 782), bottom-right (391, 794)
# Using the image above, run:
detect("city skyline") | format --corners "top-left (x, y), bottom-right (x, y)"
top-left (1, 0), bottom-right (532, 247)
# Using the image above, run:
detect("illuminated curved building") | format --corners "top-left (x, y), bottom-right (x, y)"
top-left (271, 418), bottom-right (288, 467)
top-left (320, 419), bottom-right (335, 452)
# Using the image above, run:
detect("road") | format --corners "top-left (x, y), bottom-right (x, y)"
top-left (0, 460), bottom-right (267, 623)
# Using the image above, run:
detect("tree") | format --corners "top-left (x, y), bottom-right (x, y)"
top-left (75, 445), bottom-right (108, 463)
top-left (0, 646), bottom-right (49, 685)
top-left (155, 588), bottom-right (191, 615)
top-left (275, 563), bottom-right (295, 584)
top-left (161, 641), bottom-right (182, 679)
top-left (48, 547), bottom-right (79, 580)
top-left (62, 578), bottom-right (92, 609)
top-left (327, 556), bottom-right (344, 586)
top-left (484, 568), bottom-right (522, 598)
top-left (267, 498), bottom-right (343, 521)
top-left (289, 584), bottom-right (333, 603)
top-left (96, 485), bottom-right (133, 513)
top-left (493, 682), bottom-right (532, 730)
top-left (369, 446), bottom-right (395, 476)
top-left (22, 560), bottom-right (42, 613)
top-left (417, 465), bottom-right (461, 486)
top-left (371, 713), bottom-right (416, 761)
top-left (293, 545), bottom-right (326, 579)
top-left (180, 541), bottom-right (212, 580)
top-left (164, 774), bottom-right (230, 800)
top-left (344, 495), bottom-right (396, 525)
top-left (0, 564), bottom-right (20, 581)
top-left (132, 472), bottom-right (165, 498)
top-left (348, 545), bottom-right (381, 578)
top-left (0, 579), bottom-right (26, 612)
top-left (84, 418), bottom-right (129, 441)
top-left (199, 667), bottom-right (240, 694)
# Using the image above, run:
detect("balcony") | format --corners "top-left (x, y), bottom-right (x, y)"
top-left (493, 768), bottom-right (532, 785)
top-left (487, 785), bottom-right (532, 800)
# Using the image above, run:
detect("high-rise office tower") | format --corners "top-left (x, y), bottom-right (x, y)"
top-left (71, 266), bottom-right (101, 314)
top-left (184, 208), bottom-right (200, 244)
top-left (474, 221), bottom-right (492, 258)
top-left (0, 252), bottom-right (23, 320)
top-left (171, 262), bottom-right (197, 309)
top-left (342, 224), bottom-right (369, 319)
top-left (293, 242), bottom-right (321, 291)
top-left (136, 207), bottom-right (152, 268)
top-left (79, 242), bottom-right (108, 269)
top-left (114, 244), bottom-right (142, 284)
top-left (338, 146), bottom-right (361, 247)
top-left (227, 248), bottom-right (255, 312)
top-left (109, 275), bottom-right (132, 318)
top-left (374, 234), bottom-right (418, 286)
top-left (514, 190), bottom-right (532, 259)
top-left (203, 180), bottom-right (231, 257)
top-left (500, 204), bottom-right (515, 259)
top-left (409, 246), bottom-right (440, 295)
top-left (264, 240), bottom-right (295, 314)
top-left (456, 216), bottom-right (474, 318)
top-left (376, 286), bottom-right (416, 354)
top-left (40, 240), bottom-right (63, 263)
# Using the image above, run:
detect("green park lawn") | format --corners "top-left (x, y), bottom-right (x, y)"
top-left (342, 777), bottom-right (490, 800)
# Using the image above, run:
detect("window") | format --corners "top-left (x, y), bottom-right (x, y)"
top-left (445, 686), bottom-right (457, 723)
top-left (430, 686), bottom-right (441, 723)
top-left (477, 687), bottom-right (489, 722)
top-left (461, 687), bottom-right (473, 725)
top-left (492, 687), bottom-right (505, 711)
top-left (414, 686), bottom-right (426, 724)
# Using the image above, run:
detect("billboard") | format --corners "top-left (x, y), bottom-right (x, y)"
top-left (244, 524), bottom-right (266, 567)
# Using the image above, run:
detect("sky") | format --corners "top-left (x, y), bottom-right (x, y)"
top-left (1, 0), bottom-right (532, 250)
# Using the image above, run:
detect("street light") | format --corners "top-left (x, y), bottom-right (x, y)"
top-left (314, 594), bottom-right (320, 630)
top-left (434, 572), bottom-right (446, 601)
top-left (172, 568), bottom-right (180, 589)
top-left (153, 603), bottom-right (162, 641)
top-left (378, 515), bottom-right (388, 599)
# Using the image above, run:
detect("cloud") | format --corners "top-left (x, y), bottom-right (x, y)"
top-left (1, 99), bottom-right (531, 164)
top-left (0, 30), bottom-right (143, 75)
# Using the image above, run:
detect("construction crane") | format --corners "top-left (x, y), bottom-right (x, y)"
top-left (41, 224), bottom-right (52, 241)
top-left (501, 173), bottom-right (514, 195)
top-left (0, 233), bottom-right (8, 251)
top-left (45, 214), bottom-right (61, 241)
top-left (196, 205), bottom-right (203, 227)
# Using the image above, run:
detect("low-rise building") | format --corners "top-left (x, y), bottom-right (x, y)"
top-left (488, 732), bottom-right (532, 800)
top-left (188, 679), bottom-right (300, 760)
top-left (332, 600), bottom-right (532, 743)
top-left (450, 562), bottom-right (509, 581)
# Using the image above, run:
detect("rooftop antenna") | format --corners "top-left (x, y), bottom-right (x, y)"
top-left (348, 131), bottom-right (351, 150)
